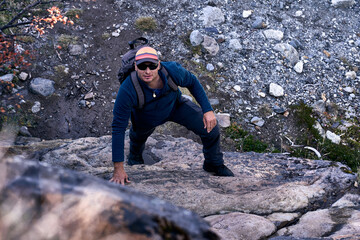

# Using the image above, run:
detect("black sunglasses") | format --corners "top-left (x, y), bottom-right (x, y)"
top-left (137, 62), bottom-right (158, 70)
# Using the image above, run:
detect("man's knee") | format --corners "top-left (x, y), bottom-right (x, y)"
top-left (202, 124), bottom-right (220, 139)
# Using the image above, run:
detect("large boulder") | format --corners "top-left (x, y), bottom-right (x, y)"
top-left (8, 134), bottom-right (359, 239)
top-left (0, 156), bottom-right (218, 240)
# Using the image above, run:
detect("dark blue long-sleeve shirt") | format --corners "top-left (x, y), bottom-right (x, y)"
top-left (112, 61), bottom-right (213, 162)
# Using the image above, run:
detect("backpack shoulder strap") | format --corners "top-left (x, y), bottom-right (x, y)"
top-left (130, 71), bottom-right (145, 109)
top-left (160, 66), bottom-right (178, 91)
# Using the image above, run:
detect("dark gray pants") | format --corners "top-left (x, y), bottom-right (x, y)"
top-left (129, 97), bottom-right (223, 166)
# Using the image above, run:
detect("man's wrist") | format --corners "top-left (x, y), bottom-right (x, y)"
top-left (114, 161), bottom-right (124, 169)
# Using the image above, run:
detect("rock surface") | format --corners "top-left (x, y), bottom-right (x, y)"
top-left (9, 133), bottom-right (359, 239)
top-left (0, 155), bottom-right (218, 240)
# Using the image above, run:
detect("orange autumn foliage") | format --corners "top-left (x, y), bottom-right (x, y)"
top-left (31, 6), bottom-right (74, 35)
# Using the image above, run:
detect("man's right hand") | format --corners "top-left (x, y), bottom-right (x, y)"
top-left (109, 162), bottom-right (131, 185)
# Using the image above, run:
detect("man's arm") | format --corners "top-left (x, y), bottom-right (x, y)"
top-left (111, 79), bottom-right (137, 185)
top-left (109, 162), bottom-right (130, 185)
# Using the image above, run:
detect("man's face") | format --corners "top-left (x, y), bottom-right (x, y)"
top-left (135, 61), bottom-right (160, 84)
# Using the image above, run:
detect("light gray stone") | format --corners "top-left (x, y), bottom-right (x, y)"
top-left (30, 78), bottom-right (55, 97)
top-left (205, 213), bottom-right (276, 240)
top-left (242, 10), bottom-right (253, 18)
top-left (313, 121), bottom-right (326, 138)
top-left (206, 63), bottom-right (215, 71)
top-left (0, 74), bottom-right (14, 82)
top-left (345, 71), bottom-right (356, 79)
top-left (343, 87), bottom-right (354, 93)
top-left (19, 72), bottom-right (29, 81)
top-left (200, 6), bottom-right (225, 27)
top-left (294, 61), bottom-right (303, 73)
top-left (276, 209), bottom-right (335, 238)
top-left (202, 35), bottom-right (219, 56)
top-left (190, 30), bottom-right (203, 46)
top-left (269, 83), bottom-right (284, 97)
top-left (229, 39), bottom-right (242, 50)
top-left (332, 194), bottom-right (360, 208)
top-left (331, 0), bottom-right (355, 7)
top-left (263, 29), bottom-right (284, 41)
top-left (274, 43), bottom-right (300, 65)
top-left (215, 113), bottom-right (231, 128)
top-left (31, 101), bottom-right (41, 113)
top-left (233, 85), bottom-right (241, 91)
top-left (312, 100), bottom-right (326, 114)
top-left (251, 116), bottom-right (265, 127)
top-left (326, 130), bottom-right (341, 144)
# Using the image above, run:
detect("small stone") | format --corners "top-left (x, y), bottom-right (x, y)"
top-left (326, 131), bottom-right (341, 144)
top-left (19, 126), bottom-right (32, 137)
top-left (343, 87), bottom-right (354, 93)
top-left (228, 39), bottom-right (242, 50)
top-left (251, 117), bottom-right (265, 127)
top-left (242, 10), bottom-right (253, 18)
top-left (29, 78), bottom-right (55, 97)
top-left (202, 35), bottom-right (219, 56)
top-left (345, 71), bottom-right (356, 80)
top-left (258, 92), bottom-right (266, 98)
top-left (295, 11), bottom-right (303, 17)
top-left (79, 100), bottom-right (86, 108)
top-left (252, 17), bottom-right (267, 29)
top-left (31, 101), bottom-right (41, 113)
top-left (234, 85), bottom-right (241, 92)
top-left (269, 83), bottom-right (284, 97)
top-left (355, 39), bottom-right (360, 47)
top-left (19, 72), bottom-right (29, 81)
top-left (0, 74), bottom-right (14, 82)
top-left (206, 63), bottom-right (215, 71)
top-left (314, 121), bottom-right (326, 138)
top-left (294, 61), bottom-right (304, 73)
top-left (263, 29), bottom-right (284, 41)
top-left (84, 92), bottom-right (95, 100)
top-left (331, 0), bottom-right (355, 8)
top-left (112, 32), bottom-right (120, 37)
top-left (274, 43), bottom-right (300, 65)
top-left (216, 113), bottom-right (231, 128)
top-left (312, 100), bottom-right (326, 113)
top-left (190, 30), bottom-right (203, 46)
top-left (200, 6), bottom-right (225, 27)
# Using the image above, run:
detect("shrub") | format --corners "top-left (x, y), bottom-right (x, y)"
top-left (135, 17), bottom-right (157, 31)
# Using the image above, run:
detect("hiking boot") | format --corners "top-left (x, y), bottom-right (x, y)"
top-left (203, 162), bottom-right (234, 177)
top-left (127, 153), bottom-right (144, 166)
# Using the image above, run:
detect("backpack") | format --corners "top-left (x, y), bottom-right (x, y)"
top-left (117, 37), bottom-right (178, 109)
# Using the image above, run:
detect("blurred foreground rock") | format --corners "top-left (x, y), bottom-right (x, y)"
top-left (0, 156), bottom-right (218, 240)
top-left (7, 134), bottom-right (360, 239)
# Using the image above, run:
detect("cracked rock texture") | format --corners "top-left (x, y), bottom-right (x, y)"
top-left (7, 133), bottom-right (359, 239)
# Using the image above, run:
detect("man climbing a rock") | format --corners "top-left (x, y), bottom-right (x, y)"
top-left (110, 46), bottom-right (234, 185)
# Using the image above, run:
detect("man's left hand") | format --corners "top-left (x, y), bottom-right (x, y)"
top-left (203, 111), bottom-right (217, 133)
